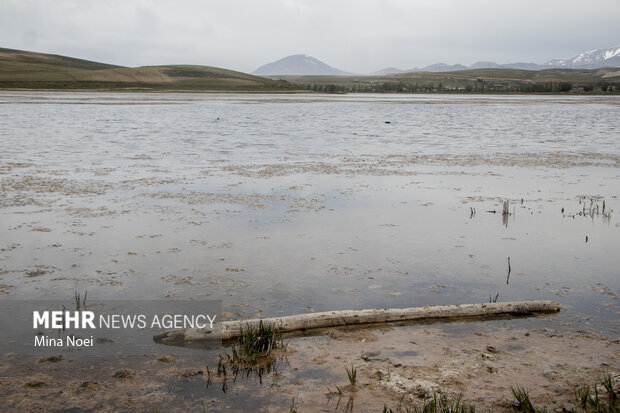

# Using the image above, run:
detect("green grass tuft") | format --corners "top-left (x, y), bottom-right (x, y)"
top-left (226, 321), bottom-right (283, 367)
top-left (576, 385), bottom-right (592, 409)
top-left (345, 364), bottom-right (357, 386)
top-left (384, 393), bottom-right (476, 413)
top-left (511, 386), bottom-right (535, 412)
top-left (420, 393), bottom-right (475, 413)
top-left (573, 374), bottom-right (618, 412)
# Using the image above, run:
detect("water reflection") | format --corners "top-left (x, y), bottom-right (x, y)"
top-left (204, 353), bottom-right (286, 393)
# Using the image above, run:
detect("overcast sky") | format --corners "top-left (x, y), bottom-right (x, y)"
top-left (1, 0), bottom-right (619, 74)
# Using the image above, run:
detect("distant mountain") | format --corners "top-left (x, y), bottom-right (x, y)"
top-left (253, 54), bottom-right (350, 76)
top-left (396, 61), bottom-right (541, 73)
top-left (403, 61), bottom-right (545, 72)
top-left (470, 61), bottom-right (501, 69)
top-left (500, 62), bottom-right (544, 70)
top-left (372, 67), bottom-right (406, 75)
top-left (544, 44), bottom-right (620, 69)
top-left (417, 63), bottom-right (468, 72)
top-left (374, 44), bottom-right (620, 74)
top-left (473, 62), bottom-right (544, 70)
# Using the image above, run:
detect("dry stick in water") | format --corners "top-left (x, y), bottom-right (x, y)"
top-left (506, 257), bottom-right (511, 285)
top-left (154, 300), bottom-right (560, 344)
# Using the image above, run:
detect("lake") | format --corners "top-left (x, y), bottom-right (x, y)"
top-left (1, 91), bottom-right (619, 336)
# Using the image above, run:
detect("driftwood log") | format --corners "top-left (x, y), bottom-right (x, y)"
top-left (154, 300), bottom-right (560, 344)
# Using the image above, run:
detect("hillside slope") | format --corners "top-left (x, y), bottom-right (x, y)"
top-left (0, 48), bottom-right (296, 91)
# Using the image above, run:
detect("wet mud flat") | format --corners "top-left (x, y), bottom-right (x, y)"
top-left (0, 318), bottom-right (618, 412)
top-left (1, 92), bottom-right (619, 410)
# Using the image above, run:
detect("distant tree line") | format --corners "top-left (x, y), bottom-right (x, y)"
top-left (518, 82), bottom-right (573, 93)
top-left (297, 80), bottom-right (617, 94)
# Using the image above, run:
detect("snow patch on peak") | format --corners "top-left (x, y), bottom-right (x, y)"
top-left (545, 45), bottom-right (620, 69)
top-left (604, 48), bottom-right (620, 60)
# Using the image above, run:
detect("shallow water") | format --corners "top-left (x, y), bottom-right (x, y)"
top-left (1, 92), bottom-right (619, 337)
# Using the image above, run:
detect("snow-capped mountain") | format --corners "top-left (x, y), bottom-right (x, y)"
top-left (544, 45), bottom-right (620, 69)
top-left (403, 45), bottom-right (620, 73)
top-left (253, 54), bottom-right (351, 76)
top-left (371, 45), bottom-right (620, 74)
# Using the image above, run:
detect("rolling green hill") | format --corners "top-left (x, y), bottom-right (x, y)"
top-left (0, 47), bottom-right (297, 92)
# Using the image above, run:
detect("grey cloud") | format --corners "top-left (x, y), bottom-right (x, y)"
top-left (0, 0), bottom-right (618, 73)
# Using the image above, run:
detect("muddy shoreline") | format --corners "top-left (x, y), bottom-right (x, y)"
top-left (1, 317), bottom-right (618, 412)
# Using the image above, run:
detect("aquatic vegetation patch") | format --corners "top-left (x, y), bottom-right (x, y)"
top-left (227, 320), bottom-right (284, 367)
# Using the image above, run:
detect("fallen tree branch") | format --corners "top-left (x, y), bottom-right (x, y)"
top-left (154, 300), bottom-right (560, 344)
